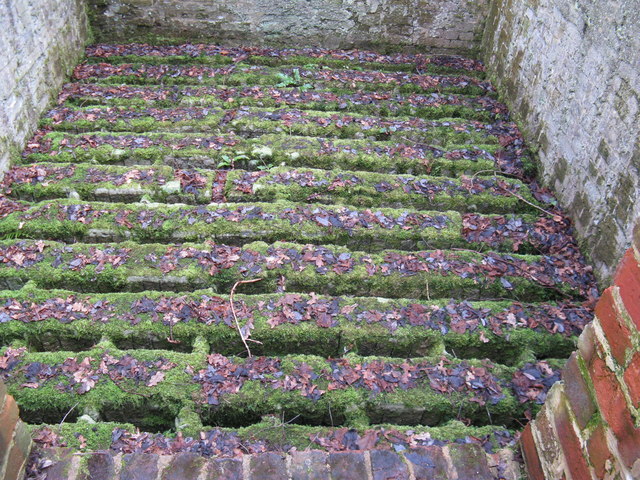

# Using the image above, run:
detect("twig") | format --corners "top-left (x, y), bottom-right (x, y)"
top-left (230, 278), bottom-right (262, 358)
top-left (497, 185), bottom-right (558, 217)
top-left (58, 402), bottom-right (79, 432)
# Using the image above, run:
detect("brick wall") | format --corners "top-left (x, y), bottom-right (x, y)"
top-left (86, 0), bottom-right (489, 55)
top-left (0, 0), bottom-right (89, 175)
top-left (521, 222), bottom-right (640, 479)
top-left (482, 0), bottom-right (640, 284)
top-left (0, 380), bottom-right (32, 480)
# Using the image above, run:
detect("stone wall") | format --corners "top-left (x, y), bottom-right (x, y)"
top-left (87, 0), bottom-right (489, 54)
top-left (520, 224), bottom-right (640, 479)
top-left (0, 0), bottom-right (89, 174)
top-left (483, 0), bottom-right (640, 284)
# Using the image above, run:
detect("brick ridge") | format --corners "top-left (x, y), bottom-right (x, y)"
top-left (28, 444), bottom-right (522, 480)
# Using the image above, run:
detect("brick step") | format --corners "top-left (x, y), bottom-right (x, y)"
top-left (73, 63), bottom-right (493, 96)
top-left (3, 164), bottom-right (541, 214)
top-left (26, 419), bottom-right (523, 480)
top-left (0, 346), bottom-right (559, 429)
top-left (60, 84), bottom-right (506, 122)
top-left (43, 105), bottom-right (510, 150)
top-left (23, 131), bottom-right (508, 177)
top-left (30, 445), bottom-right (520, 480)
top-left (85, 44), bottom-right (487, 77)
top-left (0, 240), bottom-right (589, 300)
top-left (0, 288), bottom-right (588, 362)
top-left (223, 167), bottom-right (540, 214)
top-left (0, 198), bottom-right (563, 254)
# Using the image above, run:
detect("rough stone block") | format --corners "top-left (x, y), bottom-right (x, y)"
top-left (206, 457), bottom-right (243, 480)
top-left (161, 452), bottom-right (206, 480)
top-left (77, 451), bottom-right (116, 480)
top-left (328, 451), bottom-right (368, 480)
top-left (562, 352), bottom-right (596, 429)
top-left (594, 288), bottom-right (631, 365)
top-left (403, 446), bottom-right (449, 480)
top-left (38, 448), bottom-right (78, 480)
top-left (249, 452), bottom-right (288, 480)
top-left (370, 449), bottom-right (409, 480)
top-left (290, 451), bottom-right (330, 480)
top-left (448, 444), bottom-right (493, 480)
top-left (120, 454), bottom-right (159, 480)
top-left (615, 249), bottom-right (640, 330)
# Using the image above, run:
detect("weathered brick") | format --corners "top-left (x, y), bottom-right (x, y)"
top-left (161, 452), bottom-right (206, 480)
top-left (615, 249), bottom-right (640, 330)
top-left (553, 399), bottom-right (591, 480)
top-left (404, 447), bottom-right (449, 480)
top-left (0, 395), bottom-right (19, 460)
top-left (0, 380), bottom-right (6, 407)
top-left (595, 288), bottom-right (631, 365)
top-left (370, 450), bottom-right (409, 480)
top-left (448, 444), bottom-right (493, 480)
top-left (120, 453), bottom-right (159, 480)
top-left (578, 323), bottom-right (597, 365)
top-left (4, 441), bottom-right (30, 480)
top-left (78, 451), bottom-right (115, 480)
top-left (249, 452), bottom-right (288, 480)
top-left (624, 352), bottom-right (640, 407)
top-left (531, 407), bottom-right (562, 474)
top-left (206, 457), bottom-right (243, 480)
top-left (590, 351), bottom-right (640, 468)
top-left (328, 452), bottom-right (368, 480)
top-left (520, 424), bottom-right (545, 480)
top-left (562, 352), bottom-right (596, 429)
top-left (290, 451), bottom-right (330, 480)
top-left (39, 448), bottom-right (77, 480)
top-left (587, 424), bottom-right (613, 479)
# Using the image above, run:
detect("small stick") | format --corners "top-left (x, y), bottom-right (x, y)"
top-left (230, 278), bottom-right (262, 358)
top-left (58, 402), bottom-right (79, 432)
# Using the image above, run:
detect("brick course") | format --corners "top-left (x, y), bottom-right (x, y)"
top-left (521, 244), bottom-right (640, 479)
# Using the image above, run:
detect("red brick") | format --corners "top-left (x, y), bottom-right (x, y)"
top-left (595, 288), bottom-right (631, 365)
top-left (0, 395), bottom-right (19, 460)
top-left (587, 425), bottom-right (613, 479)
top-left (624, 352), bottom-right (640, 407)
top-left (519, 424), bottom-right (545, 480)
top-left (562, 352), bottom-right (596, 429)
top-left (615, 249), bottom-right (640, 330)
top-left (553, 400), bottom-right (591, 480)
top-left (590, 351), bottom-right (640, 468)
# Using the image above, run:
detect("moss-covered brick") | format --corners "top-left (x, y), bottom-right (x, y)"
top-left (224, 167), bottom-right (544, 214)
top-left (22, 131), bottom-right (503, 176)
top-left (0, 198), bottom-right (551, 254)
top-left (0, 287), bottom-right (583, 363)
top-left (0, 239), bottom-right (582, 300)
top-left (0, 346), bottom-right (557, 429)
top-left (72, 63), bottom-right (493, 97)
